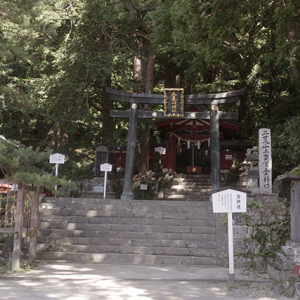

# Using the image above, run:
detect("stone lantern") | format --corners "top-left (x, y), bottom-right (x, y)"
top-left (238, 147), bottom-right (259, 193)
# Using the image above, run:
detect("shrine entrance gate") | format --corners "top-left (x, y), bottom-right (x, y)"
top-left (107, 87), bottom-right (244, 200)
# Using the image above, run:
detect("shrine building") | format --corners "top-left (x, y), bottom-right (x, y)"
top-left (113, 106), bottom-right (251, 175)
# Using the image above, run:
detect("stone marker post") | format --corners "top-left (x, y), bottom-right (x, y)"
top-left (210, 104), bottom-right (220, 191)
top-left (259, 128), bottom-right (272, 194)
top-left (95, 146), bottom-right (108, 177)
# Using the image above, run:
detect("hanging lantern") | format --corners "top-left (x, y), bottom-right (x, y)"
top-left (187, 140), bottom-right (190, 149)
top-left (178, 137), bottom-right (181, 146)
top-left (208, 138), bottom-right (211, 147)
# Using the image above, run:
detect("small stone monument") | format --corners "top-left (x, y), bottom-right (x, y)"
top-left (79, 145), bottom-right (115, 199)
top-left (95, 146), bottom-right (108, 177)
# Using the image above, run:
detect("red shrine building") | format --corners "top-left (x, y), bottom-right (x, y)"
top-left (114, 107), bottom-right (251, 174)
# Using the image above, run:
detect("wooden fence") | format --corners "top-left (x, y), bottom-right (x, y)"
top-left (0, 180), bottom-right (40, 271)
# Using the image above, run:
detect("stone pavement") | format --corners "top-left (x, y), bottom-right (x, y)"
top-left (0, 261), bottom-right (293, 300)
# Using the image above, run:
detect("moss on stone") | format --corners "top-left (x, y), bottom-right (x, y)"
top-left (289, 165), bottom-right (300, 175)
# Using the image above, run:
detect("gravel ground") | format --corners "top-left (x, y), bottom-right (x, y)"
top-left (0, 261), bottom-right (297, 300)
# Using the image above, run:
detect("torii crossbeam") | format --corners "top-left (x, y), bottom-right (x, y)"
top-left (107, 87), bottom-right (245, 200)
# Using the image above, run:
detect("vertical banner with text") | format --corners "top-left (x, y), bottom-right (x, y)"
top-left (259, 128), bottom-right (272, 194)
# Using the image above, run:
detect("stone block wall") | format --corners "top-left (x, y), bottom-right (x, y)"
top-left (233, 194), bottom-right (290, 268)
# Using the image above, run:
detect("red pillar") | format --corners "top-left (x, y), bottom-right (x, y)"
top-left (166, 133), bottom-right (176, 172)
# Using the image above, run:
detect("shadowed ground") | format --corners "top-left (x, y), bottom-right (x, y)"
top-left (0, 261), bottom-right (291, 300)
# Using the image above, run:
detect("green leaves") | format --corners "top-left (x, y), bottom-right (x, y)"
top-left (0, 137), bottom-right (74, 192)
top-left (0, 0), bottom-right (300, 180)
top-left (272, 114), bottom-right (300, 175)
top-left (0, 138), bottom-right (51, 176)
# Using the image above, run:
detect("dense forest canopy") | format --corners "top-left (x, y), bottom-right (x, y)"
top-left (0, 0), bottom-right (300, 179)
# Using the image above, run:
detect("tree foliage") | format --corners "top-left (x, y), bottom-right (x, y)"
top-left (0, 0), bottom-right (300, 178)
top-left (272, 114), bottom-right (300, 175)
top-left (0, 137), bottom-right (72, 191)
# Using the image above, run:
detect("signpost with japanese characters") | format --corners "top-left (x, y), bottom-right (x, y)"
top-left (212, 188), bottom-right (247, 285)
top-left (259, 128), bottom-right (272, 194)
top-left (100, 163), bottom-right (112, 199)
top-left (49, 153), bottom-right (65, 191)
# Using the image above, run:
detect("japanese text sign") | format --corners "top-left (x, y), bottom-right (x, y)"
top-left (212, 189), bottom-right (247, 213)
top-left (259, 128), bottom-right (272, 194)
top-left (100, 163), bottom-right (112, 172)
top-left (49, 153), bottom-right (65, 164)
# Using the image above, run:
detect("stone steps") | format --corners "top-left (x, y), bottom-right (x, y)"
top-left (34, 244), bottom-right (217, 257)
top-left (163, 192), bottom-right (210, 201)
top-left (32, 196), bottom-right (227, 266)
top-left (38, 229), bottom-right (216, 241)
top-left (164, 188), bottom-right (212, 194)
top-left (39, 223), bottom-right (216, 234)
top-left (35, 252), bottom-right (226, 266)
top-left (35, 236), bottom-right (217, 248)
top-left (39, 215), bottom-right (216, 226)
top-left (163, 174), bottom-right (212, 201)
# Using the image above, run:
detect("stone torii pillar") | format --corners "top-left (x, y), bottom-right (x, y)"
top-left (210, 104), bottom-right (220, 191)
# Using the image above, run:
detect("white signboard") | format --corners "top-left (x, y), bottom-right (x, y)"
top-left (100, 163), bottom-right (112, 172)
top-left (259, 128), bottom-right (272, 194)
top-left (100, 163), bottom-right (112, 199)
top-left (140, 184), bottom-right (148, 190)
top-left (212, 189), bottom-right (247, 213)
top-left (212, 188), bottom-right (247, 284)
top-left (155, 147), bottom-right (166, 155)
top-left (49, 153), bottom-right (65, 164)
top-left (93, 186), bottom-right (104, 193)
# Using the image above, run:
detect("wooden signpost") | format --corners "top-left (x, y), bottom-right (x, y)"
top-left (100, 163), bottom-right (112, 199)
top-left (107, 87), bottom-right (244, 200)
top-left (50, 153), bottom-right (65, 191)
top-left (212, 188), bottom-right (247, 285)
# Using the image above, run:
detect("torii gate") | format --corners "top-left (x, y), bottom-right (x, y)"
top-left (107, 87), bottom-right (245, 200)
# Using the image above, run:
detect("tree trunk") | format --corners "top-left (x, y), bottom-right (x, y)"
top-left (102, 77), bottom-right (113, 146)
top-left (134, 42), bottom-right (155, 175)
top-left (137, 53), bottom-right (155, 175)
top-left (238, 94), bottom-right (249, 139)
top-left (164, 58), bottom-right (181, 88)
top-left (288, 27), bottom-right (300, 84)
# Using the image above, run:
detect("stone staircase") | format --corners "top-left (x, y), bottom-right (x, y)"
top-left (163, 174), bottom-right (212, 201)
top-left (34, 197), bottom-right (227, 266)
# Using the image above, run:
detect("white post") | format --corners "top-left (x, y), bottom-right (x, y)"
top-left (100, 163), bottom-right (112, 199)
top-left (228, 211), bottom-right (235, 285)
top-left (103, 171), bottom-right (107, 199)
top-left (212, 188), bottom-right (247, 286)
top-left (49, 153), bottom-right (65, 192)
top-left (54, 163), bottom-right (58, 191)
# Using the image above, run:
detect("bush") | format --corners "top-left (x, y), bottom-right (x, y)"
top-left (272, 114), bottom-right (300, 175)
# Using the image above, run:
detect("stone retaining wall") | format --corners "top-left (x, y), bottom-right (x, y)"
top-left (233, 194), bottom-right (290, 268)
